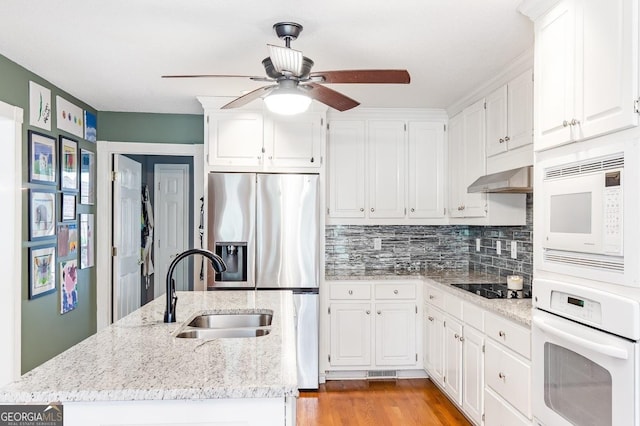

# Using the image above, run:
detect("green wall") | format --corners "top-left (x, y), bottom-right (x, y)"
top-left (98, 111), bottom-right (203, 144)
top-left (0, 54), bottom-right (97, 373)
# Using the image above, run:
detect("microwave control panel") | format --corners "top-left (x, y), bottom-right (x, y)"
top-left (603, 170), bottom-right (623, 255)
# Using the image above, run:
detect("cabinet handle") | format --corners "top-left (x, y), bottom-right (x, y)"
top-left (360, 208), bottom-right (364, 212)
top-left (428, 316), bottom-right (434, 321)
top-left (370, 208), bottom-right (375, 212)
top-left (377, 310), bottom-right (382, 315)
top-left (454, 333), bottom-right (459, 339)
top-left (498, 372), bottom-right (506, 380)
top-left (429, 295), bottom-right (435, 300)
top-left (570, 118), bottom-right (581, 126)
top-left (459, 336), bottom-right (465, 342)
top-left (499, 138), bottom-right (504, 143)
top-left (268, 156), bottom-right (273, 160)
top-left (366, 310), bottom-right (371, 315)
top-left (348, 290), bottom-right (353, 295)
top-left (460, 205), bottom-right (465, 211)
top-left (394, 289), bottom-right (399, 295)
top-left (504, 136), bottom-right (510, 142)
top-left (410, 208), bottom-right (415, 212)
top-left (498, 330), bottom-right (506, 338)
top-left (563, 120), bottom-right (569, 127)
top-left (310, 157), bottom-right (314, 163)
top-left (257, 156), bottom-right (262, 159)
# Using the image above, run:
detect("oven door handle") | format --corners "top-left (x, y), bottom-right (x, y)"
top-left (533, 316), bottom-right (629, 360)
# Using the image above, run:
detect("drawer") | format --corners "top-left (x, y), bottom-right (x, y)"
top-left (463, 302), bottom-right (484, 332)
top-left (485, 339), bottom-right (531, 419)
top-left (444, 294), bottom-right (463, 320)
top-left (485, 312), bottom-right (531, 359)
top-left (484, 388), bottom-right (531, 426)
top-left (425, 285), bottom-right (445, 310)
top-left (330, 283), bottom-right (371, 300)
top-left (375, 282), bottom-right (416, 300)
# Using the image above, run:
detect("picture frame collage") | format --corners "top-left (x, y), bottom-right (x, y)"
top-left (27, 81), bottom-right (96, 316)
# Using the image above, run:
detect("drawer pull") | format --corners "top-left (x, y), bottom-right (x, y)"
top-left (498, 330), bottom-right (506, 338)
top-left (394, 289), bottom-right (399, 295)
top-left (366, 310), bottom-right (371, 315)
top-left (429, 295), bottom-right (435, 300)
top-left (377, 310), bottom-right (382, 315)
top-left (459, 336), bottom-right (465, 342)
top-left (428, 316), bottom-right (434, 321)
top-left (348, 290), bottom-right (353, 295)
top-left (498, 372), bottom-right (506, 380)
top-left (454, 333), bottom-right (459, 339)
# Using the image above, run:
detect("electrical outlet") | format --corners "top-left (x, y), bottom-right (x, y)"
top-left (511, 240), bottom-right (517, 259)
top-left (374, 238), bottom-right (382, 250)
top-left (475, 238), bottom-right (481, 252)
top-left (496, 240), bottom-right (501, 255)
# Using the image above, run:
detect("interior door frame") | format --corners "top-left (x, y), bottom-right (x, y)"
top-left (96, 141), bottom-right (203, 330)
top-left (0, 100), bottom-right (23, 383)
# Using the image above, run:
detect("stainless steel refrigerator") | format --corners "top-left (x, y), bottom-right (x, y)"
top-left (207, 172), bottom-right (320, 390)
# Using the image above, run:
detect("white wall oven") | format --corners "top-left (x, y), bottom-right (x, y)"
top-left (536, 139), bottom-right (640, 287)
top-left (532, 278), bottom-right (640, 426)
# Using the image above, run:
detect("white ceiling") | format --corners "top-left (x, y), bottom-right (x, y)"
top-left (0, 0), bottom-right (533, 115)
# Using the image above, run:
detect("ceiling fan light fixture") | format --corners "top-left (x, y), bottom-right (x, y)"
top-left (264, 85), bottom-right (311, 115)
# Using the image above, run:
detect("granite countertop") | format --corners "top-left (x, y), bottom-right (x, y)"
top-left (0, 291), bottom-right (298, 403)
top-left (326, 271), bottom-right (532, 327)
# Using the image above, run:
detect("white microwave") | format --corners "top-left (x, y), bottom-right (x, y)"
top-left (537, 142), bottom-right (640, 287)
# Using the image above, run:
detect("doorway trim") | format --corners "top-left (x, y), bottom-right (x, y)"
top-left (0, 100), bottom-right (23, 384)
top-left (96, 141), bottom-right (203, 330)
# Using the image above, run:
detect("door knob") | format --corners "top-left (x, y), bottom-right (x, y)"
top-left (377, 310), bottom-right (382, 315)
top-left (370, 208), bottom-right (375, 212)
top-left (504, 136), bottom-right (510, 142)
top-left (570, 118), bottom-right (581, 126)
top-left (366, 310), bottom-right (371, 315)
top-left (498, 372), bottom-right (506, 380)
top-left (499, 138), bottom-right (504, 143)
top-left (394, 289), bottom-right (399, 295)
top-left (360, 208), bottom-right (364, 212)
top-left (410, 208), bottom-right (415, 212)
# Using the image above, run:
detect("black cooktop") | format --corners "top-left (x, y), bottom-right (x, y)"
top-left (451, 283), bottom-right (532, 299)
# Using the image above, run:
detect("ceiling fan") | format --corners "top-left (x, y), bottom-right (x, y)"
top-left (162, 22), bottom-right (411, 114)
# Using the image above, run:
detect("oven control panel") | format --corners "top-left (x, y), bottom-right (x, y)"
top-left (551, 291), bottom-right (602, 324)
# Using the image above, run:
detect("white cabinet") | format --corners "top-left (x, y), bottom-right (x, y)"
top-left (368, 120), bottom-right (406, 219)
top-left (328, 303), bottom-right (372, 367)
top-left (408, 121), bottom-right (446, 218)
top-left (486, 69), bottom-right (533, 169)
top-left (443, 316), bottom-right (463, 405)
top-left (207, 111), bottom-right (264, 167)
top-left (327, 281), bottom-right (421, 371)
top-left (532, 0), bottom-right (639, 151)
top-left (264, 112), bottom-right (323, 168)
top-left (424, 303), bottom-right (445, 386)
top-left (462, 326), bottom-right (484, 426)
top-left (449, 100), bottom-right (488, 218)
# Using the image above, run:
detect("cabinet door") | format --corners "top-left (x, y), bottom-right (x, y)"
top-left (462, 326), bottom-right (484, 425)
top-left (535, 0), bottom-right (575, 150)
top-left (265, 113), bottom-right (323, 168)
top-left (368, 120), bottom-right (406, 218)
top-left (486, 86), bottom-right (508, 157)
top-left (375, 303), bottom-right (417, 366)
top-left (407, 121), bottom-right (445, 218)
top-left (443, 316), bottom-right (463, 406)
top-left (327, 121), bottom-right (366, 218)
top-left (207, 112), bottom-right (264, 166)
top-left (460, 99), bottom-right (487, 217)
top-left (579, 0), bottom-right (638, 139)
top-left (424, 304), bottom-right (445, 386)
top-left (329, 303), bottom-right (372, 367)
top-left (447, 113), bottom-right (465, 218)
top-left (507, 69), bottom-right (534, 151)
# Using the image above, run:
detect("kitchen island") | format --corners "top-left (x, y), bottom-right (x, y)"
top-left (0, 291), bottom-right (298, 426)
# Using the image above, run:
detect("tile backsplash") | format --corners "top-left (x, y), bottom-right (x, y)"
top-left (325, 194), bottom-right (533, 284)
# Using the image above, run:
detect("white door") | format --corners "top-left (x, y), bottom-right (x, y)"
top-left (154, 164), bottom-right (189, 295)
top-left (329, 303), bottom-right (372, 367)
top-left (444, 316), bottom-right (463, 405)
top-left (374, 303), bottom-right (416, 366)
top-left (425, 304), bottom-right (445, 386)
top-left (486, 85), bottom-right (508, 157)
top-left (208, 112), bottom-right (264, 166)
top-left (462, 326), bottom-right (484, 425)
top-left (266, 113), bottom-right (322, 168)
top-left (113, 154), bottom-right (142, 321)
top-left (327, 121), bottom-right (366, 218)
top-left (507, 69), bottom-right (534, 151)
top-left (368, 120), bottom-right (406, 218)
top-left (407, 121), bottom-right (445, 218)
top-left (460, 99), bottom-right (487, 217)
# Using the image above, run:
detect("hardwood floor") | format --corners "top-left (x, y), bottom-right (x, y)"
top-left (296, 379), bottom-right (471, 426)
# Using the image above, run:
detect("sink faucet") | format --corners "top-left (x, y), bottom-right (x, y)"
top-left (164, 248), bottom-right (226, 323)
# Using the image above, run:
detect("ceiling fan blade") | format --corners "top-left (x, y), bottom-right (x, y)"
top-left (303, 83), bottom-right (360, 112)
top-left (268, 44), bottom-right (303, 76)
top-left (221, 85), bottom-right (275, 109)
top-left (309, 69), bottom-right (410, 84)
top-left (162, 74), bottom-right (265, 79)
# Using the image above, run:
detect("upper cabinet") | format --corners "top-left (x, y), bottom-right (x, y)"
top-left (327, 110), bottom-right (447, 224)
top-left (530, 0), bottom-right (639, 151)
top-left (199, 99), bottom-right (326, 172)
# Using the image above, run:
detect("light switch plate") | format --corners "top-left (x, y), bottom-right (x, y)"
top-left (511, 240), bottom-right (517, 259)
top-left (475, 238), bottom-right (481, 252)
top-left (374, 238), bottom-right (382, 250)
top-left (496, 240), bottom-right (501, 255)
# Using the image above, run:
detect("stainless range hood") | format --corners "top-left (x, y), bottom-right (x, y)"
top-left (467, 166), bottom-right (533, 193)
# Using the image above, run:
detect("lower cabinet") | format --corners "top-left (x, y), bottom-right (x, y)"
top-left (462, 326), bottom-right (484, 425)
top-left (327, 281), bottom-right (422, 372)
top-left (424, 304), bottom-right (445, 385)
top-left (443, 316), bottom-right (463, 405)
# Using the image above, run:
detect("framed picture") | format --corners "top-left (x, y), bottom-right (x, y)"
top-left (60, 136), bottom-right (78, 191)
top-left (28, 130), bottom-right (56, 185)
top-left (29, 244), bottom-right (56, 299)
top-left (60, 259), bottom-right (78, 314)
top-left (61, 193), bottom-right (76, 221)
top-left (29, 189), bottom-right (56, 240)
top-left (57, 222), bottom-right (77, 258)
top-left (80, 150), bottom-right (95, 205)
top-left (56, 96), bottom-right (83, 138)
top-left (84, 110), bottom-right (97, 143)
top-left (29, 81), bottom-right (52, 131)
top-left (80, 213), bottom-right (94, 269)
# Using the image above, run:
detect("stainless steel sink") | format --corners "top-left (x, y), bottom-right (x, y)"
top-left (175, 328), bottom-right (271, 339)
top-left (187, 313), bottom-right (273, 329)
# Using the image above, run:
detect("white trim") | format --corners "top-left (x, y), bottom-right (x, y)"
top-left (518, 0), bottom-right (560, 21)
top-left (0, 100), bottom-right (23, 383)
top-left (96, 141), bottom-right (203, 330)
